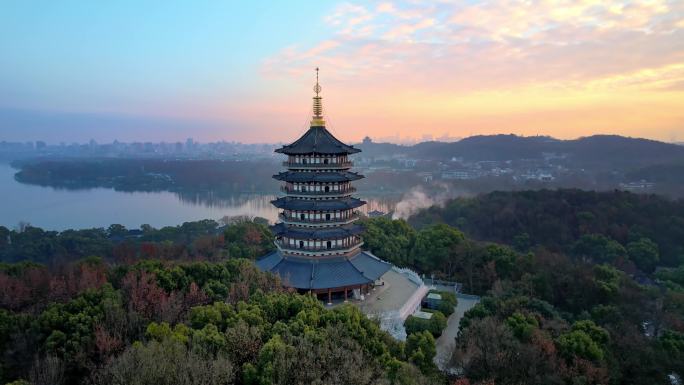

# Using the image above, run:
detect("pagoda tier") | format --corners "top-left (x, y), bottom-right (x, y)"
top-left (273, 170), bottom-right (364, 183)
top-left (279, 183), bottom-right (357, 198)
top-left (256, 69), bottom-right (391, 295)
top-left (271, 222), bottom-right (363, 240)
top-left (278, 209), bottom-right (360, 227)
top-left (283, 155), bottom-right (353, 170)
top-left (258, 251), bottom-right (391, 291)
top-left (271, 196), bottom-right (366, 211)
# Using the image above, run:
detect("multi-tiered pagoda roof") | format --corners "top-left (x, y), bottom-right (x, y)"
top-left (275, 125), bottom-right (361, 155)
top-left (256, 69), bottom-right (391, 299)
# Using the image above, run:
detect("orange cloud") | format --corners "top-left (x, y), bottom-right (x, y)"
top-left (255, 1), bottom-right (684, 143)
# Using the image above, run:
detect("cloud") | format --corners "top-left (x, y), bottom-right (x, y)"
top-left (263, 0), bottom-right (684, 92)
top-left (257, 0), bottom-right (683, 143)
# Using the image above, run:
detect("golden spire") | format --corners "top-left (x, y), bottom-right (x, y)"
top-left (311, 67), bottom-right (325, 127)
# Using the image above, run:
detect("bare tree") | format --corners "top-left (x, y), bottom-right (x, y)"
top-left (92, 339), bottom-right (235, 385)
top-left (29, 355), bottom-right (65, 385)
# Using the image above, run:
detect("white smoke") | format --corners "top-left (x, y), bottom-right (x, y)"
top-left (391, 183), bottom-right (471, 220)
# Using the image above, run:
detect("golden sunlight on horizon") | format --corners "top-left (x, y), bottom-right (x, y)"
top-left (244, 0), bottom-right (684, 144)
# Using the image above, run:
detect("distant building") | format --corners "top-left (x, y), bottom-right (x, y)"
top-left (516, 172), bottom-right (555, 182)
top-left (417, 172), bottom-right (433, 182)
top-left (442, 170), bottom-right (478, 180)
top-left (367, 210), bottom-right (387, 218)
top-left (620, 180), bottom-right (655, 191)
top-left (402, 159), bottom-right (418, 168)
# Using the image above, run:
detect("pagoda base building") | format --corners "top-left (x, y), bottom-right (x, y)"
top-left (256, 69), bottom-right (392, 304)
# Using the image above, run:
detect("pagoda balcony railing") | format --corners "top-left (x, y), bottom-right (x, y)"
top-left (275, 240), bottom-right (364, 256)
top-left (283, 161), bottom-right (353, 169)
top-left (280, 186), bottom-right (356, 196)
top-left (278, 212), bottom-right (360, 226)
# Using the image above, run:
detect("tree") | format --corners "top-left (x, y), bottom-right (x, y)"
top-left (224, 220), bottom-right (274, 259)
top-left (361, 217), bottom-right (416, 267)
top-left (454, 317), bottom-right (518, 381)
top-left (92, 338), bottom-right (235, 385)
top-left (248, 328), bottom-right (385, 385)
top-left (573, 234), bottom-right (626, 263)
top-left (505, 312), bottom-right (538, 341)
top-left (107, 224), bottom-right (128, 238)
top-left (410, 224), bottom-right (465, 275)
top-left (0, 226), bottom-right (9, 247)
top-left (659, 330), bottom-right (684, 357)
top-left (28, 355), bottom-right (65, 385)
top-left (453, 316), bottom-right (568, 385)
top-left (405, 311), bottom-right (447, 337)
top-left (432, 290), bottom-right (457, 317)
top-left (557, 320), bottom-right (609, 362)
top-left (593, 264), bottom-right (621, 300)
top-left (405, 331), bottom-right (436, 374)
top-left (627, 237), bottom-right (660, 273)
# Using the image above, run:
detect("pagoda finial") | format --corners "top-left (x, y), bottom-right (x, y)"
top-left (311, 67), bottom-right (325, 126)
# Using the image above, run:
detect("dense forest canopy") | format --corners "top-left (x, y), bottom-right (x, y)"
top-left (0, 217), bottom-right (274, 266)
top-left (359, 189), bottom-right (684, 384)
top-left (0, 220), bottom-right (437, 385)
top-left (3, 187), bottom-right (684, 384)
top-left (409, 189), bottom-right (684, 269)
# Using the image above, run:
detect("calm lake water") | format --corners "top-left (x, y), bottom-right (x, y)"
top-left (0, 163), bottom-right (395, 230)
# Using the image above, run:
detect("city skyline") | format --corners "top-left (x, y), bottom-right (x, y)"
top-left (2, 1), bottom-right (683, 144)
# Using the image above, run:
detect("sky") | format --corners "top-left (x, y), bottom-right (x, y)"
top-left (1, 0), bottom-right (683, 144)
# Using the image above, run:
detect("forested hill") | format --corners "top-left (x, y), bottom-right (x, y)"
top-left (0, 219), bottom-right (436, 385)
top-left (357, 134), bottom-right (684, 167)
top-left (409, 189), bottom-right (684, 271)
top-left (12, 158), bottom-right (279, 193)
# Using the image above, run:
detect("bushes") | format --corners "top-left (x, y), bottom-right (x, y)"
top-left (361, 220), bottom-right (466, 278)
top-left (223, 218), bottom-right (274, 259)
top-left (405, 331), bottom-right (436, 374)
top-left (405, 311), bottom-right (447, 338)
top-left (426, 290), bottom-right (457, 317)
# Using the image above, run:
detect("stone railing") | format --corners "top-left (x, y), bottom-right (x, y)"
top-left (280, 186), bottom-right (356, 196)
top-left (283, 161), bottom-right (353, 169)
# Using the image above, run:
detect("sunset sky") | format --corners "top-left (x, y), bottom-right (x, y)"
top-left (1, 1), bottom-right (683, 144)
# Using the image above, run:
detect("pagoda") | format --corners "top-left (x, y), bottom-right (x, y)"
top-left (256, 69), bottom-right (391, 303)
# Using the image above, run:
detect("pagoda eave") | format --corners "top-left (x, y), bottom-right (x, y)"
top-left (274, 126), bottom-right (361, 155)
top-left (271, 197), bottom-right (366, 211)
top-left (256, 250), bottom-right (392, 290)
top-left (273, 171), bottom-right (364, 183)
top-left (271, 223), bottom-right (363, 239)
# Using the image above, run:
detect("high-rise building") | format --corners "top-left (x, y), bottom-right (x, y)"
top-left (256, 69), bottom-right (391, 303)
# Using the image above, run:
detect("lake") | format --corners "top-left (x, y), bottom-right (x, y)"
top-left (0, 163), bottom-right (396, 230)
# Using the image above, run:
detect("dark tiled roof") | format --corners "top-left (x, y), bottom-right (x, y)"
top-left (255, 250), bottom-right (392, 290)
top-left (271, 196), bottom-right (366, 210)
top-left (273, 171), bottom-right (364, 183)
top-left (255, 250), bottom-right (283, 271)
top-left (271, 223), bottom-right (363, 239)
top-left (275, 126), bottom-right (361, 155)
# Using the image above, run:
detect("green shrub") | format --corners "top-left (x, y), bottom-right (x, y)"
top-left (405, 311), bottom-right (447, 338)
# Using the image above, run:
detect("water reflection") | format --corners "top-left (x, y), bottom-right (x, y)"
top-left (175, 189), bottom-right (398, 223)
top-left (0, 163), bottom-right (398, 230)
